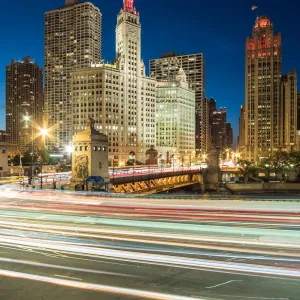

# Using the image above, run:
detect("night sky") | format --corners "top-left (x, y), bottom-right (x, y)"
top-left (0, 0), bottom-right (299, 145)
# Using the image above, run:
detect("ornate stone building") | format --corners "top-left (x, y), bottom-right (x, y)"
top-left (71, 118), bottom-right (108, 190)
top-left (241, 16), bottom-right (298, 161)
top-left (71, 0), bottom-right (156, 166)
top-left (155, 68), bottom-right (195, 165)
top-left (150, 52), bottom-right (207, 154)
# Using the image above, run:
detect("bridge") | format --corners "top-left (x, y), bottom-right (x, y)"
top-left (109, 165), bottom-right (241, 194)
top-left (110, 167), bottom-right (203, 194)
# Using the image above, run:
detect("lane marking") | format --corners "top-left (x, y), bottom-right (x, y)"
top-left (54, 274), bottom-right (82, 281)
top-left (205, 280), bottom-right (243, 289)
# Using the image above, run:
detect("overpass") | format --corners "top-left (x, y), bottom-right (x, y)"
top-left (111, 168), bottom-right (203, 194)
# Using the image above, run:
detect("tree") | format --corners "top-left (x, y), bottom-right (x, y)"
top-left (37, 148), bottom-right (51, 164)
top-left (259, 150), bottom-right (288, 179)
top-left (287, 151), bottom-right (300, 181)
top-left (13, 154), bottom-right (21, 166)
top-left (237, 160), bottom-right (257, 178)
top-left (126, 159), bottom-right (143, 166)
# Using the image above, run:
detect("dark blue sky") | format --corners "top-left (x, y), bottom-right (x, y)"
top-left (0, 0), bottom-right (299, 144)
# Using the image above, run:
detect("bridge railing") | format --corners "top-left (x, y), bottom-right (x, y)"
top-left (111, 169), bottom-right (201, 184)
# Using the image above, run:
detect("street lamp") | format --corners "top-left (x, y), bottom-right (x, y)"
top-left (40, 128), bottom-right (49, 137)
top-left (65, 145), bottom-right (73, 166)
top-left (23, 115), bottom-right (34, 182)
top-left (39, 128), bottom-right (49, 189)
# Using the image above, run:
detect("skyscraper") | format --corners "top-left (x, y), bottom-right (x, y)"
top-left (210, 107), bottom-right (227, 150)
top-left (149, 52), bottom-right (207, 153)
top-left (71, 0), bottom-right (156, 165)
top-left (208, 97), bottom-right (233, 154)
top-left (297, 93), bottom-right (300, 131)
top-left (6, 57), bottom-right (43, 154)
top-left (44, 0), bottom-right (102, 151)
top-left (281, 70), bottom-right (298, 151)
top-left (0, 131), bottom-right (8, 176)
top-left (243, 16), bottom-right (298, 161)
top-left (224, 123), bottom-right (233, 150)
top-left (238, 105), bottom-right (246, 157)
top-left (156, 69), bottom-right (195, 164)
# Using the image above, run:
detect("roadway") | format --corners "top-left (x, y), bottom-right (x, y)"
top-left (0, 187), bottom-right (299, 299)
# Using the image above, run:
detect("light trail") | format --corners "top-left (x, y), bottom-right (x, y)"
top-left (0, 257), bottom-right (142, 278)
top-left (0, 189), bottom-right (300, 299)
top-left (0, 222), bottom-right (300, 259)
top-left (0, 209), bottom-right (299, 243)
top-left (0, 236), bottom-right (300, 278)
top-left (0, 269), bottom-right (202, 300)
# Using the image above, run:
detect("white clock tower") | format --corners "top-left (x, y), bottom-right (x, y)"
top-left (115, 0), bottom-right (156, 163)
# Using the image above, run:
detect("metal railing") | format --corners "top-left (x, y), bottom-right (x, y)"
top-left (111, 169), bottom-right (201, 184)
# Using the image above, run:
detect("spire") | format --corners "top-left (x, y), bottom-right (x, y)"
top-left (123, 0), bottom-right (134, 11)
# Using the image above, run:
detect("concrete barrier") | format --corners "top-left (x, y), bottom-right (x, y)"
top-left (227, 182), bottom-right (300, 194)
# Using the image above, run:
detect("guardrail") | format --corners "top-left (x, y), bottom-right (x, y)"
top-left (110, 169), bottom-right (201, 184)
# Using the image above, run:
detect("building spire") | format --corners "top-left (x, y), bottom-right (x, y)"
top-left (123, 0), bottom-right (134, 11)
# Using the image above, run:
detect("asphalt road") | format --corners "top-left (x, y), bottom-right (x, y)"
top-left (0, 188), bottom-right (300, 299)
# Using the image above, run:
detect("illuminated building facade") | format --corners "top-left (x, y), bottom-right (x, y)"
top-left (150, 52), bottom-right (207, 154)
top-left (209, 97), bottom-right (233, 154)
top-left (238, 105), bottom-right (246, 157)
top-left (155, 68), bottom-right (195, 164)
top-left (281, 70), bottom-right (298, 151)
top-left (225, 123), bottom-right (233, 150)
top-left (44, 0), bottom-right (102, 151)
top-left (298, 93), bottom-right (300, 131)
top-left (6, 57), bottom-right (43, 154)
top-left (71, 0), bottom-right (156, 165)
top-left (0, 131), bottom-right (8, 176)
top-left (244, 16), bottom-right (298, 161)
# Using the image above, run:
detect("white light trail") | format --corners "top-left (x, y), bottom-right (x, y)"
top-left (0, 269), bottom-right (202, 300)
top-left (0, 236), bottom-right (300, 278)
top-left (0, 257), bottom-right (142, 278)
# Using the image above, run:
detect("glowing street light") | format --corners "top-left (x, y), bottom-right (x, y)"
top-left (40, 128), bottom-right (49, 136)
top-left (66, 146), bottom-right (73, 153)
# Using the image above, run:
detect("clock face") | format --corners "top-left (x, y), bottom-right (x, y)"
top-left (128, 27), bottom-right (137, 37)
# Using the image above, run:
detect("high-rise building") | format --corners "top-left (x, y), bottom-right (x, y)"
top-left (44, 0), bottom-right (102, 151)
top-left (297, 93), bottom-right (300, 131)
top-left (243, 16), bottom-right (298, 161)
top-left (225, 123), bottom-right (233, 150)
top-left (281, 70), bottom-right (298, 151)
top-left (156, 68), bottom-right (195, 164)
top-left (149, 52), bottom-right (207, 153)
top-left (208, 97), bottom-right (216, 114)
top-left (210, 108), bottom-right (227, 150)
top-left (208, 97), bottom-right (233, 154)
top-left (6, 57), bottom-right (43, 154)
top-left (245, 16), bottom-right (282, 161)
top-left (0, 131), bottom-right (8, 176)
top-left (71, 0), bottom-right (156, 166)
top-left (238, 104), bottom-right (246, 157)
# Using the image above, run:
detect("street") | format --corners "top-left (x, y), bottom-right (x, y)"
top-left (0, 188), bottom-right (299, 299)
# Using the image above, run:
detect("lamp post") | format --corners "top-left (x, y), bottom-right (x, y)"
top-left (24, 116), bottom-right (34, 183)
top-left (39, 128), bottom-right (49, 189)
top-left (37, 156), bottom-right (43, 189)
top-left (171, 153), bottom-right (175, 175)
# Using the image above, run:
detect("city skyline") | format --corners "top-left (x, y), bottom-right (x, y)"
top-left (0, 0), bottom-right (300, 146)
